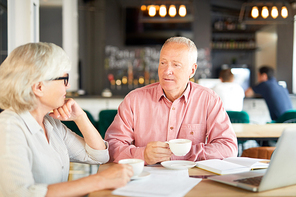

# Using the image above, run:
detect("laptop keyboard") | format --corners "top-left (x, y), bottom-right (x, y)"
top-left (234, 176), bottom-right (263, 186)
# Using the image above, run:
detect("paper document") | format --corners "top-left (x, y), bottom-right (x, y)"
top-left (112, 166), bottom-right (201, 197)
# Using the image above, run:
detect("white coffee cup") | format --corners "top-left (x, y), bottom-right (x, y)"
top-left (166, 139), bottom-right (192, 156)
top-left (118, 158), bottom-right (144, 178)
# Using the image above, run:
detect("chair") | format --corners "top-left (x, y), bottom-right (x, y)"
top-left (62, 110), bottom-right (97, 137)
top-left (273, 109), bottom-right (296, 123)
top-left (226, 111), bottom-right (251, 156)
top-left (226, 111), bottom-right (250, 123)
top-left (241, 147), bottom-right (276, 159)
top-left (97, 109), bottom-right (118, 139)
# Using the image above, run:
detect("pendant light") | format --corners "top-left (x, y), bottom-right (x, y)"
top-left (271, 6), bottom-right (278, 18)
top-left (148, 5), bottom-right (156, 17)
top-left (281, 6), bottom-right (288, 18)
top-left (159, 4), bottom-right (167, 17)
top-left (169, 5), bottom-right (177, 17)
top-left (251, 6), bottom-right (259, 19)
top-left (271, 6), bottom-right (279, 18)
top-left (261, 6), bottom-right (269, 19)
top-left (179, 5), bottom-right (186, 17)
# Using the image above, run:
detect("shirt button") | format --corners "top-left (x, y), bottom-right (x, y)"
top-left (170, 127), bottom-right (174, 130)
top-left (172, 107), bottom-right (175, 110)
top-left (190, 131), bottom-right (194, 135)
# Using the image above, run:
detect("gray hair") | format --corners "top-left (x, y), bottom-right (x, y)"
top-left (0, 42), bottom-right (71, 113)
top-left (162, 37), bottom-right (198, 64)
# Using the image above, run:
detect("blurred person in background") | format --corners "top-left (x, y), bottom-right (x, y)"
top-left (245, 66), bottom-right (293, 121)
top-left (212, 68), bottom-right (245, 111)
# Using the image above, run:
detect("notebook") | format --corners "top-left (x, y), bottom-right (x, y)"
top-left (208, 127), bottom-right (296, 192)
top-left (196, 157), bottom-right (269, 175)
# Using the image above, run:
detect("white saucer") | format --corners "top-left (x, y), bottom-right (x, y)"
top-left (131, 171), bottom-right (151, 180)
top-left (161, 160), bottom-right (196, 170)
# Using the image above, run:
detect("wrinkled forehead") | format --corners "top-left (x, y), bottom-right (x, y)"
top-left (160, 42), bottom-right (190, 56)
top-left (162, 42), bottom-right (189, 50)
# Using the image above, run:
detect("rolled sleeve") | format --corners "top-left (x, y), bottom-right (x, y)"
top-left (85, 141), bottom-right (110, 164)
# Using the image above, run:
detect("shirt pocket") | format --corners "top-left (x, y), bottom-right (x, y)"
top-left (178, 124), bottom-right (206, 144)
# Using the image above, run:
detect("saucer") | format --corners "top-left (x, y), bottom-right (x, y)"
top-left (131, 171), bottom-right (151, 180)
top-left (161, 160), bottom-right (196, 170)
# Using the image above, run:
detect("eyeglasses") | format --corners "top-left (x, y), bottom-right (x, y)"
top-left (52, 73), bottom-right (69, 86)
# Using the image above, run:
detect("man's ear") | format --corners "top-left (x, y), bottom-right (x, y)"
top-left (189, 63), bottom-right (198, 78)
top-left (32, 82), bottom-right (44, 97)
top-left (262, 73), bottom-right (268, 81)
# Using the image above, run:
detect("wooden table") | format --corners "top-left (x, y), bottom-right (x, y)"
top-left (89, 163), bottom-right (296, 197)
top-left (233, 123), bottom-right (296, 140)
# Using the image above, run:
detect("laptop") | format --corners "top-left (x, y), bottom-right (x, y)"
top-left (208, 127), bottom-right (296, 192)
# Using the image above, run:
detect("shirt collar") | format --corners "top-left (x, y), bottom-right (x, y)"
top-left (157, 82), bottom-right (191, 103)
top-left (19, 111), bottom-right (43, 135)
top-left (183, 82), bottom-right (191, 103)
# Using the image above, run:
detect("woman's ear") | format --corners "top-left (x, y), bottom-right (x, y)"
top-left (32, 82), bottom-right (44, 97)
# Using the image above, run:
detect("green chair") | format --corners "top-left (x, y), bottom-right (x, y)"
top-left (226, 111), bottom-right (250, 123)
top-left (97, 109), bottom-right (118, 139)
top-left (226, 111), bottom-right (250, 156)
top-left (273, 109), bottom-right (296, 123)
top-left (61, 110), bottom-right (97, 137)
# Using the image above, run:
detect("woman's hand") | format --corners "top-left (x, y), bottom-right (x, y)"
top-left (96, 164), bottom-right (133, 189)
top-left (49, 98), bottom-right (84, 121)
top-left (46, 164), bottom-right (133, 196)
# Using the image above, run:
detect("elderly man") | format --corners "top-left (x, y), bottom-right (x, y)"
top-left (105, 37), bottom-right (238, 165)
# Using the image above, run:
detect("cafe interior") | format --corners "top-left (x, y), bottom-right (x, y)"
top-left (1, 0), bottom-right (296, 196)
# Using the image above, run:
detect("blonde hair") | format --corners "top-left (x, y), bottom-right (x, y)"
top-left (162, 36), bottom-right (198, 64)
top-left (0, 42), bottom-right (71, 113)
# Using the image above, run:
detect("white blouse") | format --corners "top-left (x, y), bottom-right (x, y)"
top-left (0, 109), bottom-right (109, 197)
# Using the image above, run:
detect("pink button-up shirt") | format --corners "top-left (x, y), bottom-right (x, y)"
top-left (105, 82), bottom-right (238, 163)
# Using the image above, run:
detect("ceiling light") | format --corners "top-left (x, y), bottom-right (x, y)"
top-left (141, 5), bottom-right (146, 11)
top-left (271, 6), bottom-right (278, 19)
top-left (261, 6), bottom-right (269, 19)
top-left (239, 1), bottom-right (292, 24)
top-left (159, 5), bottom-right (167, 17)
top-left (169, 5), bottom-right (177, 17)
top-left (148, 5), bottom-right (156, 17)
top-left (281, 6), bottom-right (288, 18)
top-left (251, 6), bottom-right (259, 18)
top-left (141, 2), bottom-right (190, 18)
top-left (155, 5), bottom-right (160, 11)
top-left (179, 5), bottom-right (186, 17)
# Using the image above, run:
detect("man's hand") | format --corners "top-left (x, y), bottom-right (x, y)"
top-left (144, 141), bottom-right (172, 165)
top-left (245, 87), bottom-right (255, 97)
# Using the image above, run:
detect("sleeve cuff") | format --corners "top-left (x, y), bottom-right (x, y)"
top-left (85, 141), bottom-right (110, 164)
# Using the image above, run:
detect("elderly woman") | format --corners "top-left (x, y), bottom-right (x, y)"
top-left (0, 42), bottom-right (132, 196)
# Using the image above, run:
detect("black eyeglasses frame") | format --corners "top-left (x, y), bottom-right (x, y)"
top-left (52, 73), bottom-right (69, 86)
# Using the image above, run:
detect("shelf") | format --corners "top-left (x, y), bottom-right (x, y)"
top-left (212, 30), bottom-right (256, 34)
top-left (139, 15), bottom-right (194, 24)
top-left (212, 48), bottom-right (257, 51)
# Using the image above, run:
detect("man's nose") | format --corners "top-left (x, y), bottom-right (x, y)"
top-left (164, 64), bottom-right (173, 75)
